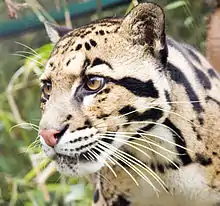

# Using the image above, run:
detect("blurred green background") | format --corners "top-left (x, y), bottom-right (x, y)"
top-left (0, 0), bottom-right (213, 205)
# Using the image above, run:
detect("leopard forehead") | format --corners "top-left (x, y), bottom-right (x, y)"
top-left (45, 19), bottom-right (129, 74)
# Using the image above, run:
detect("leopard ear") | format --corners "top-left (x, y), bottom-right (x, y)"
top-left (44, 22), bottom-right (72, 44)
top-left (121, 3), bottom-right (167, 61)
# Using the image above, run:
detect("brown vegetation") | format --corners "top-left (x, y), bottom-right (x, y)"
top-left (206, 1), bottom-right (220, 72)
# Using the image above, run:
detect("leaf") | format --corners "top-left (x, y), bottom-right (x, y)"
top-left (165, 1), bottom-right (186, 11)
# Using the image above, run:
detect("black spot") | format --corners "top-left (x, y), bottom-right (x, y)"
top-left (66, 59), bottom-right (71, 66)
top-left (104, 88), bottom-right (110, 93)
top-left (114, 27), bottom-right (120, 33)
top-left (84, 119), bottom-right (92, 128)
top-left (67, 115), bottom-right (72, 120)
top-left (212, 152), bottom-right (217, 156)
top-left (198, 117), bottom-right (204, 125)
top-left (90, 39), bottom-right (97, 47)
top-left (91, 58), bottom-right (113, 70)
top-left (193, 67), bottom-right (212, 90)
top-left (195, 153), bottom-right (212, 166)
top-left (167, 62), bottom-right (204, 113)
top-left (95, 31), bottom-right (99, 35)
top-left (163, 118), bottom-right (192, 165)
top-left (75, 44), bottom-right (82, 51)
top-left (83, 30), bottom-right (92, 36)
top-left (111, 78), bottom-right (159, 98)
top-left (157, 164), bottom-right (165, 173)
top-left (99, 30), bottom-right (105, 35)
top-left (119, 106), bottom-right (163, 122)
top-left (93, 189), bottom-right (99, 203)
top-left (150, 163), bottom-right (156, 171)
top-left (208, 68), bottom-right (219, 79)
top-left (76, 142), bottom-right (96, 151)
top-left (192, 125), bottom-right (202, 140)
top-left (112, 195), bottom-right (130, 206)
top-left (85, 42), bottom-right (91, 50)
top-left (49, 62), bottom-right (54, 67)
top-left (82, 58), bottom-right (91, 69)
top-left (165, 90), bottom-right (171, 104)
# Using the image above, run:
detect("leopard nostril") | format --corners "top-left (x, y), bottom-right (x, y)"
top-left (40, 124), bottom-right (69, 147)
top-left (39, 129), bottom-right (60, 147)
top-left (54, 124), bottom-right (69, 142)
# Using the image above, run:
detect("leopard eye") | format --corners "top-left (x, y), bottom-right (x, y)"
top-left (85, 76), bottom-right (105, 92)
top-left (42, 81), bottom-right (52, 97)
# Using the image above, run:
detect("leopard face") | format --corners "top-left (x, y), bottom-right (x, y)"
top-left (39, 3), bottom-right (171, 177)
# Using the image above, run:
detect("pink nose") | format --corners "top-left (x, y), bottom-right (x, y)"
top-left (39, 129), bottom-right (60, 147)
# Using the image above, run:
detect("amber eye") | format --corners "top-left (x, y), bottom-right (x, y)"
top-left (42, 82), bottom-right (52, 97)
top-left (85, 76), bottom-right (105, 91)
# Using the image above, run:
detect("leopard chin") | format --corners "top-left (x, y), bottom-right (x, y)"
top-left (55, 153), bottom-right (104, 176)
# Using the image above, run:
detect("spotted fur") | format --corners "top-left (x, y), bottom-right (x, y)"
top-left (39, 3), bottom-right (220, 206)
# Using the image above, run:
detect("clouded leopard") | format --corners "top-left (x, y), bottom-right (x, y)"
top-left (39, 2), bottom-right (220, 206)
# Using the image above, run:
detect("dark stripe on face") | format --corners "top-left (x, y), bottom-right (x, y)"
top-left (165, 90), bottom-right (171, 104)
top-left (138, 124), bottom-right (155, 132)
top-left (166, 62), bottom-right (204, 113)
top-left (110, 78), bottom-right (159, 98)
top-left (193, 66), bottom-right (211, 90)
top-left (112, 195), bottom-right (130, 206)
top-left (163, 118), bottom-right (192, 165)
top-left (205, 96), bottom-right (220, 106)
top-left (186, 48), bottom-right (202, 64)
top-left (208, 68), bottom-right (219, 79)
top-left (119, 106), bottom-right (163, 122)
top-left (167, 38), bottom-right (212, 91)
top-left (91, 58), bottom-right (113, 70)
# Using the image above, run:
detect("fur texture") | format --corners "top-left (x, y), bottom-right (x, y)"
top-left (39, 3), bottom-right (220, 206)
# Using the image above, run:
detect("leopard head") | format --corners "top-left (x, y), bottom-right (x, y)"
top-left (39, 3), bottom-right (171, 177)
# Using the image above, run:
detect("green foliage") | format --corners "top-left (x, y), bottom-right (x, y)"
top-left (0, 43), bottom-right (93, 206)
top-left (0, 0), bottom-right (210, 205)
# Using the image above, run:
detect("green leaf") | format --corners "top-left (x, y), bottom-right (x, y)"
top-left (165, 1), bottom-right (186, 11)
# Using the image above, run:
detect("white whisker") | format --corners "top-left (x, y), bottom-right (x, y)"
top-left (98, 141), bottom-right (167, 192)
top-left (97, 142), bottom-right (159, 192)
top-left (11, 53), bottom-right (44, 67)
top-left (15, 41), bottom-right (39, 55)
top-left (98, 134), bottom-right (179, 169)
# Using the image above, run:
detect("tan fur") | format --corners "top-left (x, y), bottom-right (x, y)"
top-left (39, 3), bottom-right (220, 206)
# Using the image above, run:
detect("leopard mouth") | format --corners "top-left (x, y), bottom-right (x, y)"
top-left (55, 148), bottom-right (99, 164)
